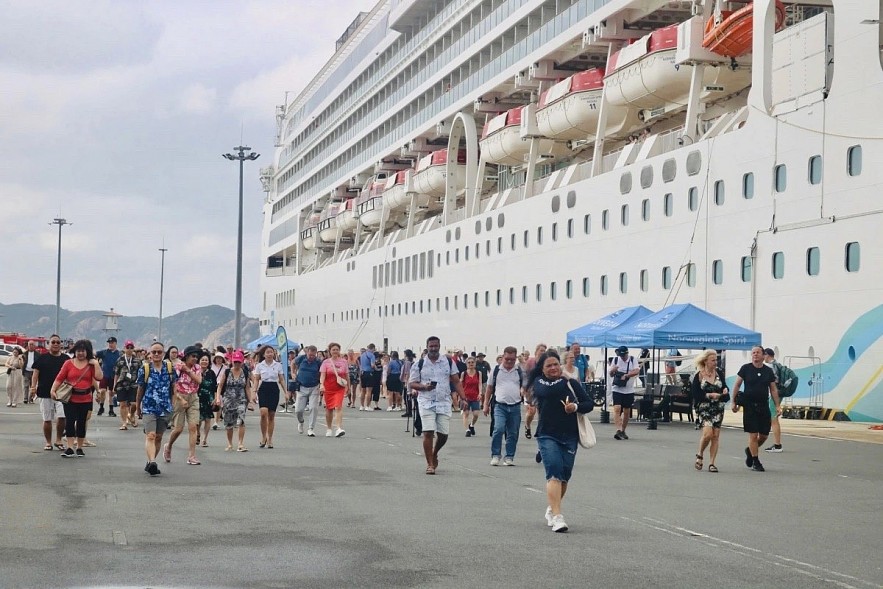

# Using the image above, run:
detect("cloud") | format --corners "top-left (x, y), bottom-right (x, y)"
top-left (178, 83), bottom-right (218, 115)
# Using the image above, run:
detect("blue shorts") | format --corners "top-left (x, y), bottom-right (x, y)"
top-left (537, 436), bottom-right (578, 482)
top-left (464, 400), bottom-right (480, 411)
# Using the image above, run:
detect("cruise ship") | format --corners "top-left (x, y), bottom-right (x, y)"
top-left (259, 0), bottom-right (883, 421)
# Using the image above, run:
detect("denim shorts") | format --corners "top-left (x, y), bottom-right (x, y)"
top-left (537, 436), bottom-right (578, 482)
top-left (464, 400), bottom-right (480, 411)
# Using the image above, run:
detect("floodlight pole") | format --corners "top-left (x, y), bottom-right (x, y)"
top-left (50, 218), bottom-right (71, 335)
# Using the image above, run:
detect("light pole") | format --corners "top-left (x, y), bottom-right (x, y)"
top-left (222, 145), bottom-right (260, 350)
top-left (49, 218), bottom-right (71, 335)
top-left (158, 247), bottom-right (168, 341)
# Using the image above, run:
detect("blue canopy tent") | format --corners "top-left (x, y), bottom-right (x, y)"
top-left (246, 334), bottom-right (300, 351)
top-left (605, 303), bottom-right (761, 350)
top-left (566, 305), bottom-right (655, 347)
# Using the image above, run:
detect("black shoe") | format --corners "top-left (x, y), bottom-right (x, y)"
top-left (146, 462), bottom-right (161, 476)
top-left (373, 406), bottom-right (381, 411)
top-left (469, 425), bottom-right (476, 436)
top-left (108, 410), bottom-right (116, 417)
top-left (620, 430), bottom-right (629, 440)
top-left (75, 449), bottom-right (85, 457)
top-left (614, 430), bottom-right (623, 440)
top-left (62, 448), bottom-right (75, 458)
top-left (401, 412), bottom-right (411, 418)
top-left (752, 459), bottom-right (765, 472)
top-left (97, 406), bottom-right (105, 416)
top-left (535, 450), bottom-right (542, 464)
top-left (744, 447), bottom-right (753, 468)
top-left (465, 430), bottom-right (472, 437)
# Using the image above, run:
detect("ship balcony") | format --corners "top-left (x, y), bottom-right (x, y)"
top-left (389, 0), bottom-right (436, 33)
top-left (266, 266), bottom-right (298, 277)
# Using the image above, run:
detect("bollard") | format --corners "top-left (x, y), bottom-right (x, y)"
top-left (647, 417), bottom-right (658, 430)
top-left (599, 409), bottom-right (610, 424)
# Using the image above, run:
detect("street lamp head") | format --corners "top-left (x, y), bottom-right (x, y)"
top-left (247, 153), bottom-right (260, 161)
top-left (222, 154), bottom-right (236, 160)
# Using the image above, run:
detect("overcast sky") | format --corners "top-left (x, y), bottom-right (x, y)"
top-left (0, 0), bottom-right (372, 319)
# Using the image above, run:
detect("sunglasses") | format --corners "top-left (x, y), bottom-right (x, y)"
top-left (49, 340), bottom-right (61, 344)
top-left (150, 350), bottom-right (164, 355)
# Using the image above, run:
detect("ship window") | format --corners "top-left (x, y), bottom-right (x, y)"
top-left (640, 165), bottom-right (653, 189)
top-left (474, 292), bottom-right (479, 308)
top-left (486, 240), bottom-right (490, 256)
top-left (436, 298), bottom-right (440, 312)
top-left (550, 282), bottom-right (557, 300)
top-left (712, 260), bottom-right (723, 284)
top-left (619, 272), bottom-right (628, 293)
top-left (420, 253), bottom-right (426, 279)
top-left (509, 288), bottom-right (515, 304)
top-left (806, 247), bottom-right (820, 276)
top-left (498, 213), bottom-right (505, 228)
top-left (446, 251), bottom-right (450, 265)
top-left (446, 230), bottom-right (451, 243)
top-left (412, 255), bottom-right (418, 280)
top-left (464, 246), bottom-right (469, 261)
top-left (847, 145), bottom-right (862, 176)
top-left (551, 194), bottom-right (561, 212)
top-left (372, 266), bottom-right (377, 289)
top-left (566, 190), bottom-right (576, 208)
top-left (662, 158), bottom-right (676, 183)
top-left (420, 300), bottom-right (424, 313)
top-left (551, 223), bottom-right (558, 242)
top-left (583, 214), bottom-right (592, 234)
top-left (602, 209), bottom-right (609, 230)
top-left (486, 217), bottom-right (492, 231)
top-left (436, 253), bottom-right (440, 268)
top-left (522, 286), bottom-right (528, 303)
top-left (774, 164), bottom-right (787, 192)
top-left (743, 173), bottom-right (754, 199)
top-left (582, 277), bottom-right (590, 297)
top-left (537, 226), bottom-right (543, 245)
top-left (600, 275), bottom-right (608, 295)
top-left (686, 151), bottom-right (702, 175)
top-left (455, 227), bottom-right (461, 240)
top-left (621, 204), bottom-right (629, 226)
top-left (496, 289), bottom-right (501, 306)
top-left (428, 251), bottom-right (434, 278)
top-left (523, 230), bottom-right (529, 248)
top-left (566, 280), bottom-right (572, 299)
top-left (384, 263), bottom-right (390, 287)
top-left (511, 234), bottom-right (516, 251)
top-left (664, 193), bottom-right (673, 217)
top-left (662, 266), bottom-right (672, 290)
top-left (475, 220), bottom-right (482, 234)
top-left (845, 242), bottom-right (860, 272)
top-left (397, 259), bottom-right (403, 284)
top-left (536, 284), bottom-right (542, 302)
top-left (405, 259), bottom-right (411, 282)
top-left (714, 180), bottom-right (725, 206)
top-left (484, 291), bottom-right (489, 307)
top-left (640, 269), bottom-right (648, 292)
top-left (641, 199), bottom-right (650, 221)
top-left (772, 252), bottom-right (785, 279)
top-left (741, 256), bottom-right (752, 282)
top-left (620, 172), bottom-right (632, 194)
top-left (497, 237), bottom-right (503, 253)
top-left (808, 155), bottom-right (822, 185)
top-left (687, 263), bottom-right (696, 286)
top-left (463, 294), bottom-right (468, 309)
top-left (455, 249), bottom-right (460, 263)
top-left (451, 296), bottom-right (456, 310)
top-left (567, 218), bottom-right (574, 238)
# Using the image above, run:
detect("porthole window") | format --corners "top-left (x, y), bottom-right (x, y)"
top-left (445, 230), bottom-right (451, 243)
top-left (455, 227), bottom-right (461, 240)
top-left (772, 251), bottom-right (785, 279)
top-left (523, 230), bottom-right (529, 248)
top-left (640, 269), bottom-right (648, 292)
top-left (464, 247), bottom-right (469, 261)
top-left (714, 180), bottom-right (725, 206)
top-left (474, 243), bottom-right (479, 259)
top-left (484, 291), bottom-right (489, 307)
top-left (620, 172), bottom-right (632, 194)
top-left (536, 284), bottom-right (542, 302)
top-left (662, 158), bottom-right (676, 183)
top-left (847, 145), bottom-right (862, 176)
top-left (600, 274), bottom-right (608, 295)
top-left (774, 164), bottom-right (787, 192)
top-left (485, 240), bottom-right (490, 256)
top-left (537, 226), bottom-right (544, 245)
top-left (475, 220), bottom-right (482, 234)
top-left (664, 193), bottom-right (673, 217)
top-left (686, 263), bottom-right (696, 286)
top-left (640, 165), bottom-right (653, 189)
top-left (509, 288), bottom-right (515, 304)
top-left (497, 236), bottom-right (502, 253)
top-left (567, 218), bottom-right (574, 238)
top-left (486, 217), bottom-right (493, 231)
top-left (454, 249), bottom-right (459, 263)
top-left (566, 279), bottom-right (573, 299)
top-left (806, 247), bottom-right (820, 276)
top-left (845, 242), bottom-right (860, 272)
top-left (602, 209), bottom-right (609, 230)
top-left (741, 256), bottom-right (752, 282)
top-left (619, 272), bottom-right (628, 293)
top-left (582, 277), bottom-right (590, 297)
top-left (662, 266), bottom-right (672, 290)
top-left (583, 214), bottom-right (592, 234)
top-left (686, 151), bottom-right (702, 175)
top-left (510, 234), bottom-right (516, 251)
top-left (621, 204), bottom-right (629, 226)
top-left (522, 286), bottom-right (528, 303)
top-left (743, 173), bottom-right (754, 199)
top-left (712, 260), bottom-right (723, 284)
top-left (551, 194), bottom-right (561, 212)
top-left (566, 190), bottom-right (576, 208)
top-left (463, 294), bottom-right (468, 309)
top-left (454, 296), bottom-right (458, 310)
top-left (550, 282), bottom-right (557, 300)
top-left (641, 199), bottom-right (650, 221)
top-left (808, 155), bottom-right (822, 185)
top-left (496, 289), bottom-right (502, 306)
top-left (551, 223), bottom-right (558, 242)
top-left (498, 213), bottom-right (505, 228)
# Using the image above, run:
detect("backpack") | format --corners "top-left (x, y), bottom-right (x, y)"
top-left (491, 364), bottom-right (524, 388)
top-left (775, 362), bottom-right (799, 397)
top-left (416, 355), bottom-right (454, 376)
top-left (221, 365), bottom-right (250, 395)
top-left (142, 360), bottom-right (174, 387)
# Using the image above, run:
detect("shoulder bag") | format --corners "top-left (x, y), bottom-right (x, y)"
top-left (55, 381), bottom-right (74, 403)
top-left (567, 380), bottom-right (596, 449)
top-left (330, 360), bottom-right (348, 388)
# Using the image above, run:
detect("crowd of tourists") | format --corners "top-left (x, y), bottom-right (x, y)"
top-left (9, 332), bottom-right (788, 533)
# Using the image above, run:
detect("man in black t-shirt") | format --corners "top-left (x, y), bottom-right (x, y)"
top-left (732, 346), bottom-right (780, 472)
top-left (30, 335), bottom-right (69, 450)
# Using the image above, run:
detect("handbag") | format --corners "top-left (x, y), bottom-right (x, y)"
top-left (566, 380), bottom-right (596, 449)
top-left (330, 361), bottom-right (347, 388)
top-left (55, 381), bottom-right (74, 403)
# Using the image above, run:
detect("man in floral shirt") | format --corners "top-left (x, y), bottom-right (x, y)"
top-left (136, 342), bottom-right (176, 476)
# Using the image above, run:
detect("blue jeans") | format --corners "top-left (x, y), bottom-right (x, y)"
top-left (491, 403), bottom-right (522, 459)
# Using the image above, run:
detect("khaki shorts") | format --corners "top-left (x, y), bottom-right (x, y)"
top-left (171, 397), bottom-right (200, 429)
top-left (142, 414), bottom-right (170, 434)
top-left (40, 398), bottom-right (64, 422)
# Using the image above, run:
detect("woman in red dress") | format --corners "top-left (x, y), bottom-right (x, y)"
top-left (319, 342), bottom-right (348, 438)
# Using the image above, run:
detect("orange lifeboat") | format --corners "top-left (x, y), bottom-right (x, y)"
top-left (702, 1), bottom-right (786, 58)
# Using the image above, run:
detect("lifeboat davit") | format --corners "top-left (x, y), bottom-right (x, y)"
top-left (412, 149), bottom-right (467, 198)
top-left (317, 202), bottom-right (342, 243)
top-left (703, 1), bottom-right (786, 58)
top-left (382, 170), bottom-right (431, 212)
top-left (300, 212), bottom-right (320, 251)
top-left (355, 179), bottom-right (388, 228)
top-left (334, 197), bottom-right (357, 233)
top-left (604, 24), bottom-right (751, 110)
top-left (535, 68), bottom-right (605, 141)
top-left (480, 107), bottom-right (568, 166)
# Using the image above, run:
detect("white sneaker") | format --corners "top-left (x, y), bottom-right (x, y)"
top-left (490, 456), bottom-right (501, 466)
top-left (503, 457), bottom-right (515, 466)
top-left (307, 429), bottom-right (315, 437)
top-left (764, 445), bottom-right (783, 453)
top-left (551, 514), bottom-right (568, 533)
top-left (386, 407), bottom-right (394, 412)
top-left (325, 430), bottom-right (333, 437)
top-left (545, 506), bottom-right (553, 527)
top-left (297, 422), bottom-right (304, 434)
top-left (359, 406), bottom-right (365, 411)
top-left (334, 428), bottom-right (346, 438)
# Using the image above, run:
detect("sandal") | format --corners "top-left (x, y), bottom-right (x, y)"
top-left (695, 454), bottom-right (704, 471)
top-left (258, 441), bottom-right (266, 448)
top-left (43, 444), bottom-right (53, 451)
top-left (708, 464), bottom-right (719, 473)
top-left (237, 446), bottom-right (248, 452)
top-left (225, 445), bottom-right (233, 452)
top-left (201, 442), bottom-right (208, 447)
top-left (425, 465), bottom-right (436, 475)
top-left (119, 425), bottom-right (128, 431)
top-left (53, 443), bottom-right (65, 451)
top-left (524, 426), bottom-right (532, 440)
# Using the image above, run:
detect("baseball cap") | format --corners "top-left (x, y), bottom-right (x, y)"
top-left (107, 336), bottom-right (118, 343)
top-left (477, 352), bottom-right (486, 357)
top-left (763, 348), bottom-right (775, 357)
top-left (124, 340), bottom-right (135, 348)
top-left (615, 346), bottom-right (629, 355)
top-left (231, 351), bottom-right (245, 363)
top-left (183, 345), bottom-right (201, 357)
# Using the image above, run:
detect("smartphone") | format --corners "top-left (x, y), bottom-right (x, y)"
top-left (429, 381), bottom-right (437, 389)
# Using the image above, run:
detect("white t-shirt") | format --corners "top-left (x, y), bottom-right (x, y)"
top-left (254, 360), bottom-right (283, 383)
top-left (610, 356), bottom-right (637, 394)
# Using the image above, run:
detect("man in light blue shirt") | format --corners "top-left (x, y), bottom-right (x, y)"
top-left (358, 344), bottom-right (377, 410)
top-left (570, 342), bottom-right (589, 383)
